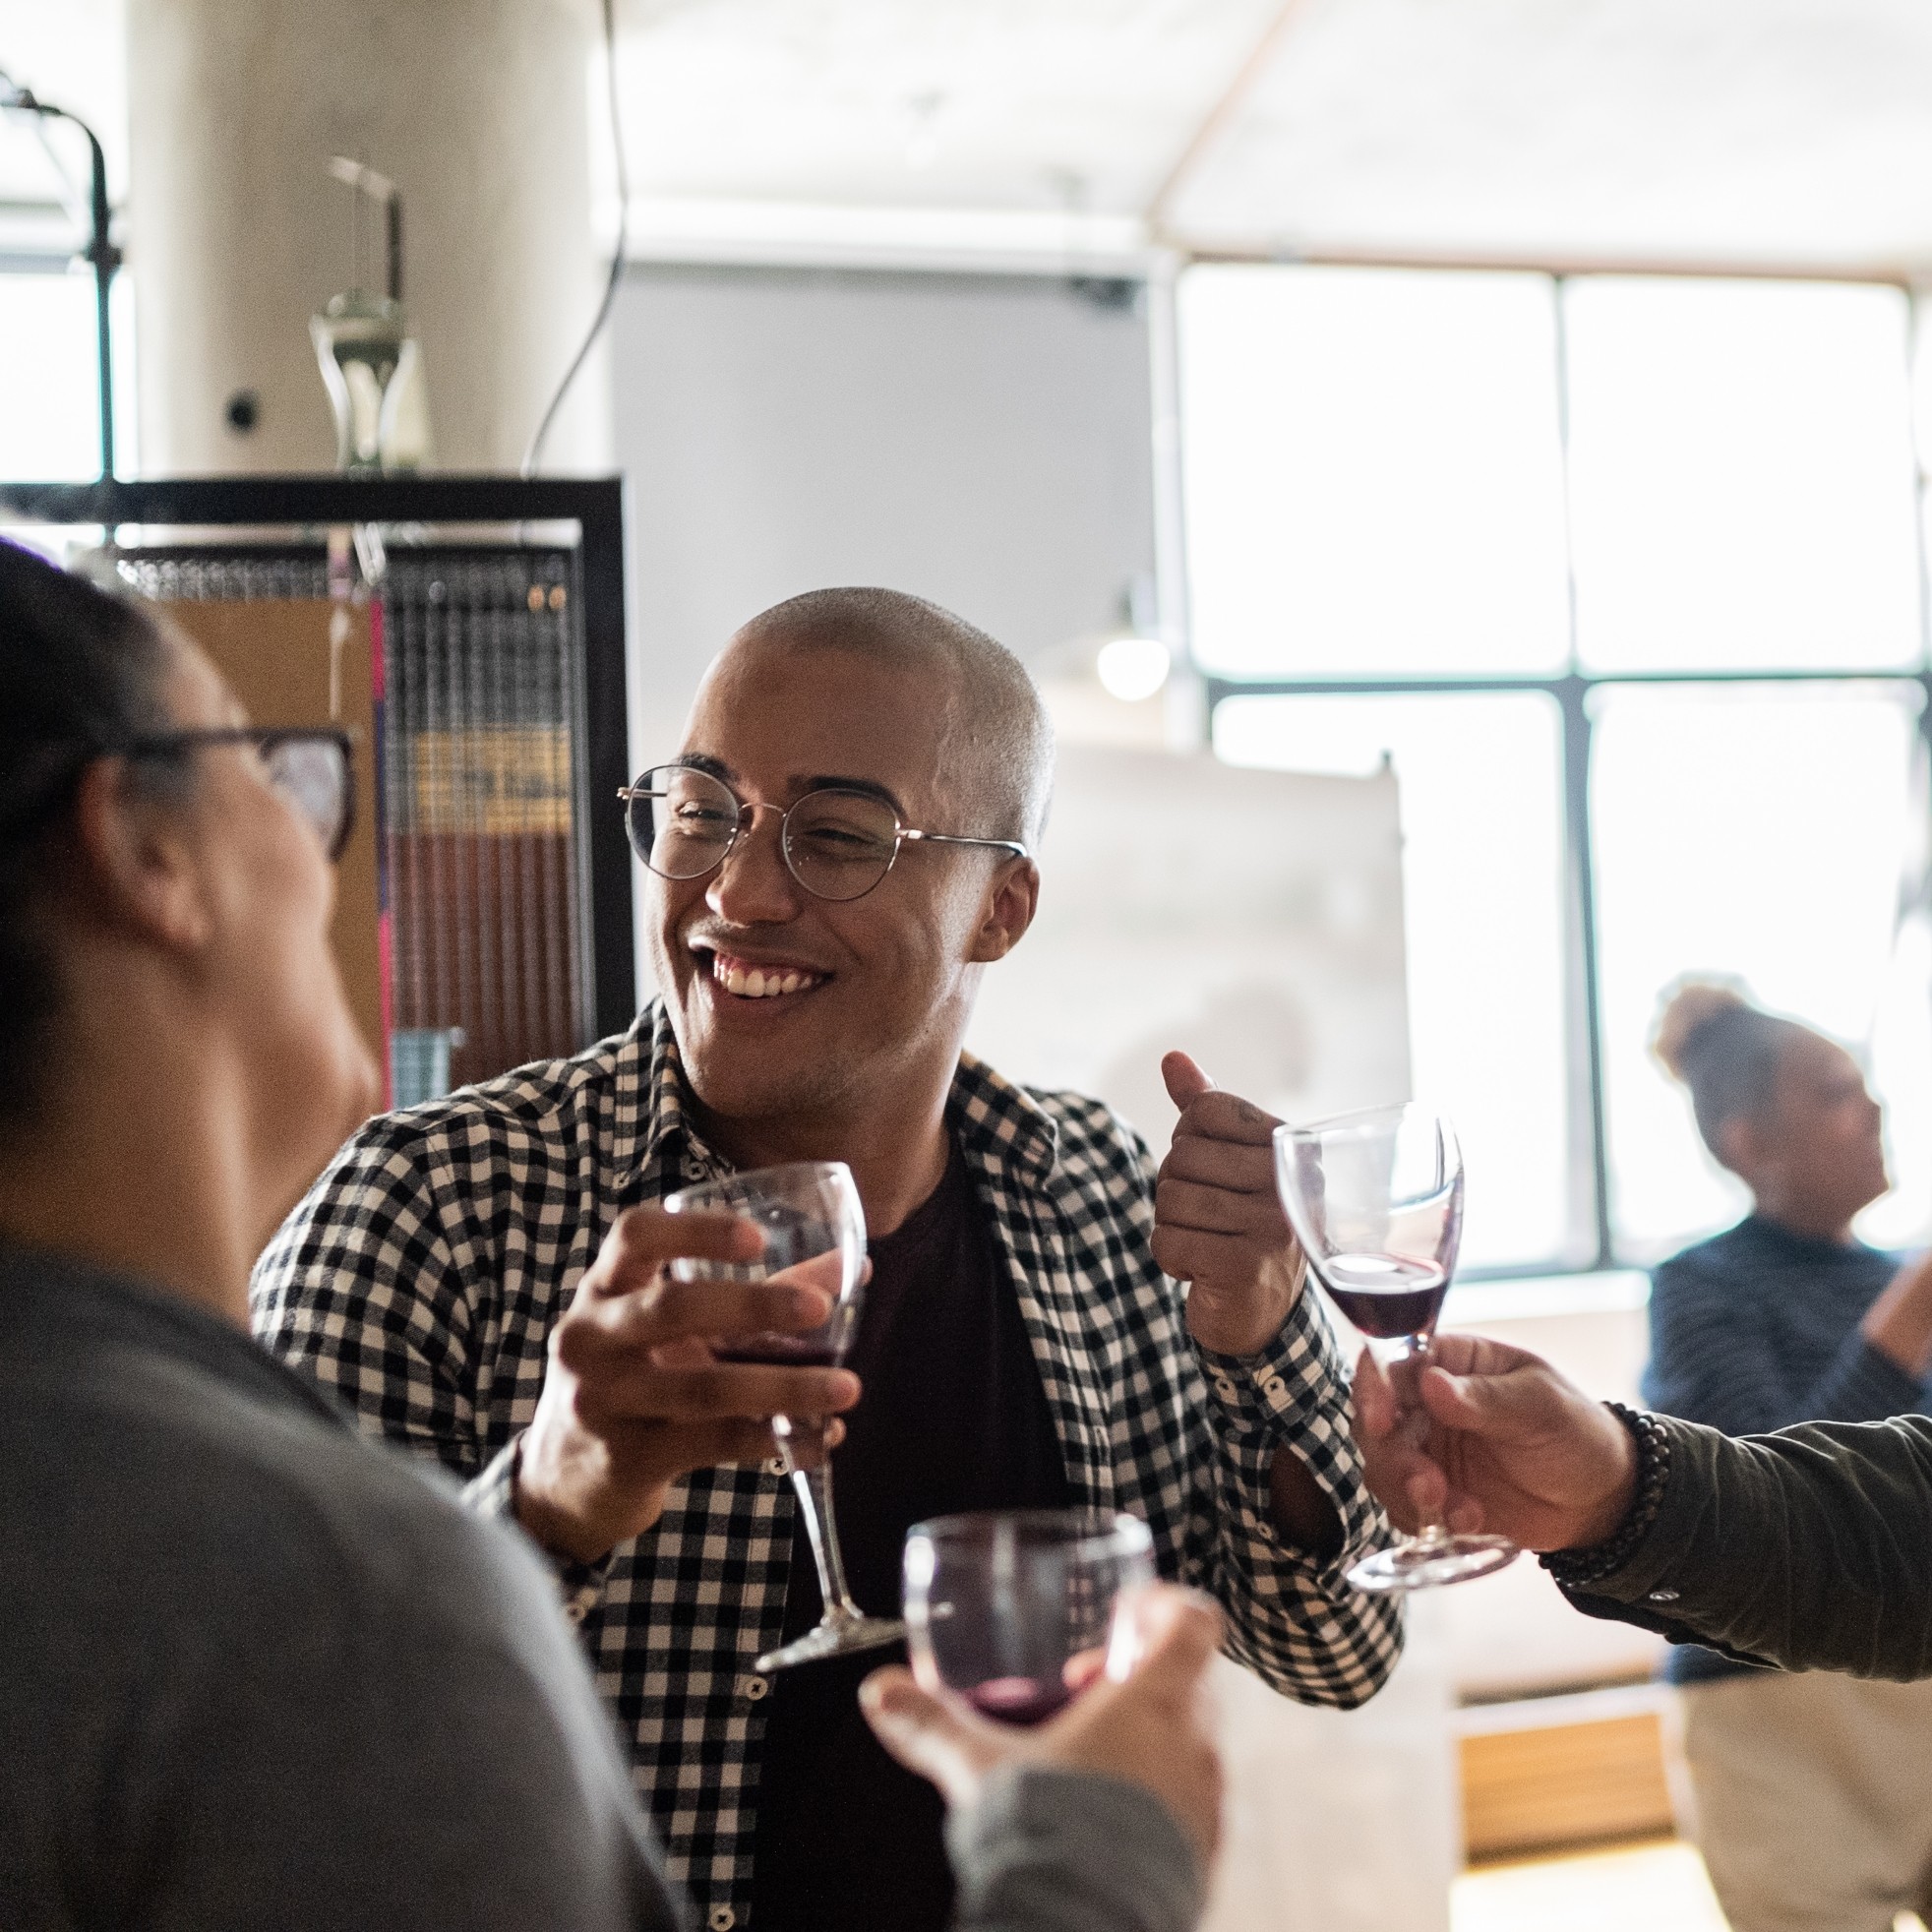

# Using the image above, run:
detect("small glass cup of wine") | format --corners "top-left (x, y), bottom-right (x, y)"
top-left (901, 1509), bottom-right (1156, 1726)
top-left (1272, 1103), bottom-right (1516, 1593)
top-left (663, 1159), bottom-right (906, 1670)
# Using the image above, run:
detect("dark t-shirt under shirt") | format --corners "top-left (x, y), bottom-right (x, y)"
top-left (749, 1136), bottom-right (1072, 1932)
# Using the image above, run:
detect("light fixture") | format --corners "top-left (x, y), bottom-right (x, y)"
top-left (1096, 634), bottom-right (1172, 703)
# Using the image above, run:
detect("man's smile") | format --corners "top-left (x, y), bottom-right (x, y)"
top-left (693, 943), bottom-right (831, 1003)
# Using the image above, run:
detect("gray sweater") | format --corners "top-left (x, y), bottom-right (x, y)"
top-left (0, 1249), bottom-right (1201, 1932)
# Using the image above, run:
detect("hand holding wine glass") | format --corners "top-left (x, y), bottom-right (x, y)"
top-left (1273, 1103), bottom-right (1516, 1592)
top-left (664, 1159), bottom-right (906, 1670)
top-left (861, 1581), bottom-right (1227, 1868)
top-left (513, 1202), bottom-right (862, 1565)
top-left (1354, 1332), bottom-right (1642, 1553)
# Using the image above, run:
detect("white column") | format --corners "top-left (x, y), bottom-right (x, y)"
top-left (125, 0), bottom-right (610, 474)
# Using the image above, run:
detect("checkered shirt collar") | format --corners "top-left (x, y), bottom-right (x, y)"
top-left (628, 1000), bottom-right (1062, 1195)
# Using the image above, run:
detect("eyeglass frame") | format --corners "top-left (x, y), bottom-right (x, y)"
top-left (112, 726), bottom-right (357, 863)
top-left (617, 761), bottom-right (1030, 903)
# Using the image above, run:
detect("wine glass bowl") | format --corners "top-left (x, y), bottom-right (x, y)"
top-left (667, 1171), bottom-right (863, 1367)
top-left (902, 1510), bottom-right (1156, 1726)
top-left (1273, 1104), bottom-right (1516, 1594)
top-left (663, 1161), bottom-right (906, 1669)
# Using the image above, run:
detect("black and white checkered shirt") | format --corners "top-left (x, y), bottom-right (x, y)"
top-left (254, 1004), bottom-right (1402, 1932)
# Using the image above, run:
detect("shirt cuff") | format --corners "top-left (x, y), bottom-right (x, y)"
top-left (946, 1767), bottom-right (1203, 1932)
top-left (461, 1431), bottom-right (612, 1628)
top-left (1193, 1291), bottom-right (1324, 1438)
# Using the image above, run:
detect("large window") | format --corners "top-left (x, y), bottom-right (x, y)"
top-left (1180, 264), bottom-right (1932, 1274)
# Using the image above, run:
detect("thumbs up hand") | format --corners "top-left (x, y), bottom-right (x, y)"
top-left (1152, 1052), bottom-right (1306, 1358)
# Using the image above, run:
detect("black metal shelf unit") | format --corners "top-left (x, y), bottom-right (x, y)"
top-left (0, 474), bottom-right (635, 1063)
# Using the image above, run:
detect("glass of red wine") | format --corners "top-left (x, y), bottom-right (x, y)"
top-left (1272, 1103), bottom-right (1516, 1593)
top-left (901, 1509), bottom-right (1156, 1726)
top-left (664, 1160), bottom-right (906, 1669)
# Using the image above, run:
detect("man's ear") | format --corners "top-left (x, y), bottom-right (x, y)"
top-left (966, 856), bottom-right (1040, 965)
top-left (65, 756), bottom-right (211, 953)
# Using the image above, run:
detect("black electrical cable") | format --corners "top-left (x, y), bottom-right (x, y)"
top-left (521, 0), bottom-right (628, 477)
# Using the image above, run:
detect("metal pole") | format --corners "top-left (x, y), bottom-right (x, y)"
top-left (81, 118), bottom-right (118, 479)
top-left (1550, 276), bottom-right (1614, 1268)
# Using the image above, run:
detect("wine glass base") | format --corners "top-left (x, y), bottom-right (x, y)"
top-left (755, 1613), bottom-right (907, 1673)
top-left (1347, 1534), bottom-right (1517, 1594)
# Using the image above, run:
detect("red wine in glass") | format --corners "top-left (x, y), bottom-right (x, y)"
top-left (711, 1338), bottom-right (842, 1368)
top-left (964, 1675), bottom-right (1076, 1726)
top-left (1320, 1255), bottom-right (1449, 1341)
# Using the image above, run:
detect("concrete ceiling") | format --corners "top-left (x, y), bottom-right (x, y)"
top-left (610, 0), bottom-right (1932, 272)
top-left (8, 0), bottom-right (1932, 272)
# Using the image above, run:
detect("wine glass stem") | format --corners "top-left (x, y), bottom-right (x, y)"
top-left (787, 1441), bottom-right (865, 1623)
top-left (1388, 1330), bottom-right (1451, 1543)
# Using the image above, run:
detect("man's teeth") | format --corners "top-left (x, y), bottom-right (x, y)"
top-left (714, 956), bottom-right (819, 998)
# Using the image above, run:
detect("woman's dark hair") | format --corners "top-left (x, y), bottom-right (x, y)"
top-left (0, 540), bottom-right (177, 1121)
top-left (1653, 980), bottom-right (1804, 1163)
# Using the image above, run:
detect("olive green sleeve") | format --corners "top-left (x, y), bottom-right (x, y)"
top-left (1560, 1413), bottom-right (1932, 1682)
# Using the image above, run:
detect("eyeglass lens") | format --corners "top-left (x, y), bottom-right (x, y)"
top-left (627, 764), bottom-right (901, 903)
top-left (265, 737), bottom-right (352, 860)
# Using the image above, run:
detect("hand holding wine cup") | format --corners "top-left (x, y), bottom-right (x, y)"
top-left (665, 1160), bottom-right (906, 1669)
top-left (1274, 1103), bottom-right (1516, 1591)
top-left (860, 1582), bottom-right (1226, 1869)
top-left (513, 1201), bottom-right (862, 1565)
top-left (1353, 1333), bottom-right (1641, 1553)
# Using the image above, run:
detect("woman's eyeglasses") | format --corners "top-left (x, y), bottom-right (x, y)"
top-left (117, 727), bottom-right (356, 862)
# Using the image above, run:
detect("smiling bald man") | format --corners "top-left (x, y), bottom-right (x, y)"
top-left (256, 587), bottom-right (1401, 1932)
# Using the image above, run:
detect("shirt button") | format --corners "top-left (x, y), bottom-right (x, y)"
top-left (1261, 1375), bottom-right (1288, 1403)
top-left (1647, 1588), bottom-right (1680, 1603)
top-left (739, 1673), bottom-right (769, 1701)
top-left (763, 1455), bottom-right (788, 1477)
top-left (707, 1908), bottom-right (737, 1931)
top-left (1213, 1376), bottom-right (1240, 1403)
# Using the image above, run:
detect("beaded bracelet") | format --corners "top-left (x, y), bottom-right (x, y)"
top-left (1538, 1402), bottom-right (1673, 1589)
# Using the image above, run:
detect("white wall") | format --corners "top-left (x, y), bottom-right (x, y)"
top-left (610, 264), bottom-right (1158, 773)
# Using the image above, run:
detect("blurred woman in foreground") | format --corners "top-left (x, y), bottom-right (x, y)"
top-left (0, 543), bottom-right (1219, 1932)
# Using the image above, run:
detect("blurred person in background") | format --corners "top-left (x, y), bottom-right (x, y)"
top-left (1638, 981), bottom-right (1932, 1932)
top-left (0, 544), bottom-right (1225, 1932)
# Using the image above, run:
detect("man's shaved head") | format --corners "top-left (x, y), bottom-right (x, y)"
top-left (730, 587), bottom-right (1054, 846)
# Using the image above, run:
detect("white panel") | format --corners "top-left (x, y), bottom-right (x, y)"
top-left (964, 743), bottom-right (1410, 1152)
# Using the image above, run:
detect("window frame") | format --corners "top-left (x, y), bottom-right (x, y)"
top-left (1186, 270), bottom-right (1932, 1280)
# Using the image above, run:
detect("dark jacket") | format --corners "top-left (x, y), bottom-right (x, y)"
top-left (1564, 1411), bottom-right (1932, 1680)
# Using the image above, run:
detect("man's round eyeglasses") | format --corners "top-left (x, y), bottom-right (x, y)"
top-left (117, 727), bottom-right (356, 862)
top-left (618, 763), bottom-right (1029, 905)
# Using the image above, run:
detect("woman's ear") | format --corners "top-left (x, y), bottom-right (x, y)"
top-left (65, 757), bottom-right (212, 954)
top-left (1716, 1111), bottom-right (1769, 1187)
top-left (966, 856), bottom-right (1041, 966)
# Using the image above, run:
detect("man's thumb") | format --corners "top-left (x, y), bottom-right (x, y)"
top-left (1419, 1363), bottom-right (1533, 1437)
top-left (1162, 1050), bottom-right (1216, 1111)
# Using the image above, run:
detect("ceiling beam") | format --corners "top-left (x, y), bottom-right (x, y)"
top-left (1144, 0), bottom-right (1314, 243)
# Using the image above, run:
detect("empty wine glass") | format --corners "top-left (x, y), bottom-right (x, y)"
top-left (664, 1160), bottom-right (906, 1669)
top-left (1272, 1104), bottom-right (1516, 1593)
top-left (902, 1509), bottom-right (1156, 1725)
